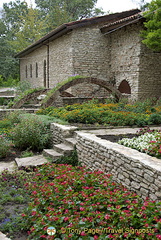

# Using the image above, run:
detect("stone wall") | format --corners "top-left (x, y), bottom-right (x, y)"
top-left (49, 33), bottom-right (74, 88)
top-left (20, 45), bottom-right (48, 88)
top-left (50, 123), bottom-right (78, 145)
top-left (76, 131), bottom-right (161, 201)
top-left (71, 25), bottom-right (110, 97)
top-left (108, 23), bottom-right (142, 101)
top-left (138, 44), bottom-right (161, 100)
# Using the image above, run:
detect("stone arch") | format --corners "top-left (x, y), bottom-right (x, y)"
top-left (42, 77), bottom-right (122, 108)
top-left (118, 80), bottom-right (131, 94)
top-left (11, 89), bottom-right (49, 109)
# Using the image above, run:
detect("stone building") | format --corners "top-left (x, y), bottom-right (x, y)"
top-left (15, 9), bottom-right (161, 101)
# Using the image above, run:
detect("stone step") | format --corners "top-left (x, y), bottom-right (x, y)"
top-left (64, 137), bottom-right (77, 147)
top-left (0, 161), bottom-right (17, 173)
top-left (43, 149), bottom-right (63, 161)
top-left (53, 143), bottom-right (74, 156)
top-left (15, 155), bottom-right (48, 168)
top-left (0, 232), bottom-right (11, 240)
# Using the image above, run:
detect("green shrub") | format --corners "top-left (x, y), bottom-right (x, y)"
top-left (54, 148), bottom-right (78, 166)
top-left (0, 134), bottom-right (14, 158)
top-left (11, 115), bottom-right (51, 151)
top-left (148, 113), bottom-right (161, 125)
top-left (6, 110), bottom-right (23, 124)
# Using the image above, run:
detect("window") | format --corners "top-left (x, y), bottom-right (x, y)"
top-left (30, 64), bottom-right (32, 78)
top-left (25, 65), bottom-right (27, 78)
top-left (44, 60), bottom-right (47, 87)
top-left (36, 62), bottom-right (38, 78)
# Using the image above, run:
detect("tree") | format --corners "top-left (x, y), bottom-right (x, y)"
top-left (0, 19), bottom-right (19, 81)
top-left (0, 0), bottom-right (29, 81)
top-left (35, 0), bottom-right (104, 30)
top-left (142, 0), bottom-right (161, 52)
top-left (8, 7), bottom-right (48, 52)
top-left (132, 0), bottom-right (150, 10)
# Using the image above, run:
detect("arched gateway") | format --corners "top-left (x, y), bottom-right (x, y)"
top-left (41, 77), bottom-right (122, 108)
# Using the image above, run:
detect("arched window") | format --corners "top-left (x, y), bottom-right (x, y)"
top-left (118, 80), bottom-right (131, 94)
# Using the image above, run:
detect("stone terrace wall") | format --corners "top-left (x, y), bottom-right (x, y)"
top-left (76, 131), bottom-right (161, 201)
top-left (50, 123), bottom-right (78, 145)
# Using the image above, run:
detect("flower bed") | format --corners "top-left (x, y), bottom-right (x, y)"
top-left (36, 99), bottom-right (161, 126)
top-left (21, 163), bottom-right (161, 240)
top-left (118, 127), bottom-right (161, 159)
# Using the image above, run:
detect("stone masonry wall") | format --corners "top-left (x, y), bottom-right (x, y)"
top-left (20, 45), bottom-right (48, 88)
top-left (71, 25), bottom-right (110, 97)
top-left (50, 123), bottom-right (78, 145)
top-left (109, 23), bottom-right (142, 101)
top-left (76, 131), bottom-right (161, 201)
top-left (49, 33), bottom-right (74, 88)
top-left (138, 44), bottom-right (161, 100)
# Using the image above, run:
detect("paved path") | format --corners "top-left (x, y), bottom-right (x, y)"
top-left (81, 126), bottom-right (161, 135)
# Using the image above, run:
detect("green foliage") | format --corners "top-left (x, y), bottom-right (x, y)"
top-left (42, 75), bottom-right (86, 105)
top-left (0, 169), bottom-right (34, 237)
top-left (5, 110), bottom-right (23, 124)
top-left (119, 128), bottom-right (161, 159)
top-left (38, 99), bottom-right (161, 127)
top-left (148, 113), bottom-right (161, 124)
top-left (8, 7), bottom-right (48, 53)
top-left (35, 0), bottom-right (104, 31)
top-left (20, 150), bottom-right (34, 158)
top-left (7, 86), bottom-right (44, 108)
top-left (10, 114), bottom-right (51, 151)
top-left (20, 163), bottom-right (161, 239)
top-left (0, 133), bottom-right (14, 158)
top-left (142, 0), bottom-right (161, 52)
top-left (15, 80), bottom-right (32, 93)
top-left (54, 148), bottom-right (78, 166)
top-left (0, 75), bottom-right (19, 87)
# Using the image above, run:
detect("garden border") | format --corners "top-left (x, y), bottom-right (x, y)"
top-left (50, 123), bottom-right (161, 201)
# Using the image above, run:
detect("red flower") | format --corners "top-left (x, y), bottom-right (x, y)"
top-left (105, 214), bottom-right (110, 220)
top-left (64, 217), bottom-right (69, 222)
top-left (80, 207), bottom-right (85, 211)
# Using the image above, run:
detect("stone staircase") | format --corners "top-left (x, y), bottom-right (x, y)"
top-left (0, 127), bottom-right (77, 240)
top-left (10, 136), bottom-right (76, 172)
top-left (43, 137), bottom-right (77, 161)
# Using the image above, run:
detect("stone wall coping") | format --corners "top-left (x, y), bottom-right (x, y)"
top-left (51, 122), bottom-right (78, 131)
top-left (76, 131), bottom-right (161, 172)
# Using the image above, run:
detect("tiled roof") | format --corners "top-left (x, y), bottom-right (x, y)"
top-left (100, 12), bottom-right (144, 34)
top-left (15, 9), bottom-right (141, 58)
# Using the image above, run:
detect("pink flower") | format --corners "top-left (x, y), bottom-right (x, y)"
top-left (105, 214), bottom-right (110, 220)
top-left (80, 231), bottom-right (86, 236)
top-left (80, 207), bottom-right (85, 211)
top-left (94, 235), bottom-right (99, 239)
top-left (64, 217), bottom-right (69, 222)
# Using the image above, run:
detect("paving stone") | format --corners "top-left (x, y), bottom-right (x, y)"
top-left (64, 137), bottom-right (77, 146)
top-left (15, 155), bottom-right (48, 168)
top-left (0, 231), bottom-right (11, 240)
top-left (43, 149), bottom-right (63, 160)
top-left (53, 143), bottom-right (74, 155)
top-left (0, 161), bottom-right (17, 173)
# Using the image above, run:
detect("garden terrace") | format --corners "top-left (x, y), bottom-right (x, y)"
top-left (51, 123), bottom-right (161, 201)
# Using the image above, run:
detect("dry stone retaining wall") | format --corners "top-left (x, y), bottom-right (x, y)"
top-left (76, 131), bottom-right (161, 201)
top-left (50, 123), bottom-right (161, 201)
top-left (50, 123), bottom-right (78, 145)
